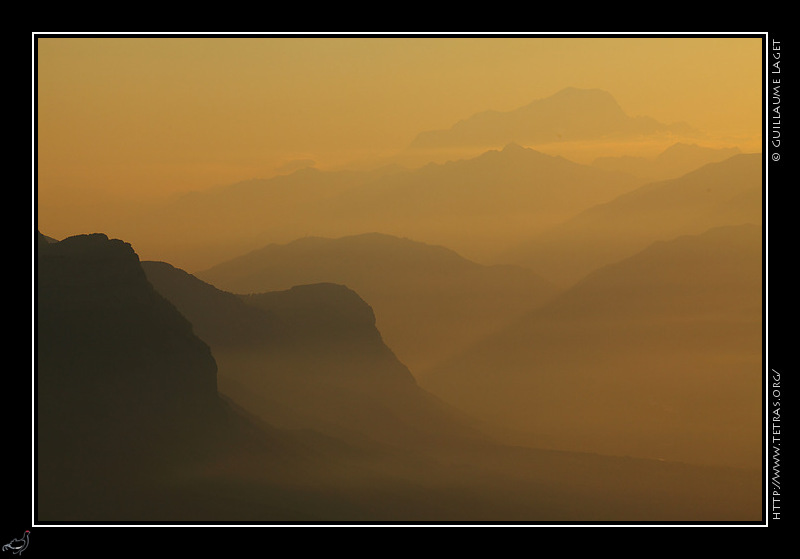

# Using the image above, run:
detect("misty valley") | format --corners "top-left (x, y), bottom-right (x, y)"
top-left (36, 83), bottom-right (763, 523)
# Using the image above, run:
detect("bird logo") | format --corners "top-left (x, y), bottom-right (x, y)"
top-left (2, 531), bottom-right (29, 555)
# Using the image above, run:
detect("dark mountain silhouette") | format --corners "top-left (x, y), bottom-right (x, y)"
top-left (36, 233), bottom-right (377, 521)
top-left (111, 143), bottom-right (639, 271)
top-left (592, 142), bottom-right (742, 181)
top-left (141, 253), bottom-right (760, 521)
top-left (142, 260), bottom-right (486, 448)
top-left (195, 232), bottom-right (558, 374)
top-left (409, 87), bottom-right (696, 150)
top-left (506, 153), bottom-right (762, 286)
top-left (37, 231), bottom-right (58, 247)
top-left (37, 232), bottom-right (214, 517)
top-left (35, 231), bottom-right (761, 521)
top-left (425, 225), bottom-right (762, 471)
top-left (38, 233), bottom-right (218, 422)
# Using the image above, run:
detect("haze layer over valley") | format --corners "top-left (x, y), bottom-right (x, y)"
top-left (35, 36), bottom-right (764, 523)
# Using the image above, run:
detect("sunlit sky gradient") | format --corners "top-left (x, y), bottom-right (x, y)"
top-left (36, 35), bottom-right (763, 239)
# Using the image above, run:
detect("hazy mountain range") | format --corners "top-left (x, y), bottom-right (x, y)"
top-left (505, 153), bottom-right (762, 286)
top-left (592, 142), bottom-right (741, 181)
top-left (89, 90), bottom-right (744, 277)
top-left (424, 224), bottom-right (762, 470)
top-left (34, 84), bottom-right (763, 523)
top-left (143, 259), bottom-right (485, 448)
top-left (37, 233), bottom-right (354, 520)
top-left (195, 232), bottom-right (557, 374)
top-left (113, 142), bottom-right (641, 271)
top-left (35, 230), bottom-right (762, 521)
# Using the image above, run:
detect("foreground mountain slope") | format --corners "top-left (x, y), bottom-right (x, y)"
top-left (507, 153), bottom-right (762, 285)
top-left (425, 225), bottom-right (762, 471)
top-left (35, 231), bottom-right (761, 522)
top-left (143, 260), bottom-right (485, 449)
top-left (143, 250), bottom-right (760, 521)
top-left (36, 232), bottom-right (378, 521)
top-left (196, 232), bottom-right (558, 374)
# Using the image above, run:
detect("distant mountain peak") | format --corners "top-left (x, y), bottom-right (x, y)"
top-left (501, 141), bottom-right (525, 152)
top-left (484, 143), bottom-right (554, 161)
top-left (410, 87), bottom-right (694, 150)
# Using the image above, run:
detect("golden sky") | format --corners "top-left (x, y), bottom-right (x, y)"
top-left (36, 35), bottom-right (763, 235)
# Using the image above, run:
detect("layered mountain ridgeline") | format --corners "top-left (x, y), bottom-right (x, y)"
top-left (35, 231), bottom-right (761, 521)
top-left (37, 233), bottom-right (218, 423)
top-left (35, 232), bottom-right (376, 521)
top-left (142, 260), bottom-right (486, 449)
top-left (109, 143), bottom-right (640, 271)
top-left (143, 254), bottom-right (760, 521)
top-left (125, 165), bottom-right (405, 269)
top-left (320, 144), bottom-right (641, 263)
top-left (195, 233), bottom-right (558, 374)
top-left (592, 143), bottom-right (742, 181)
top-left (409, 87), bottom-right (696, 151)
top-left (506, 153), bottom-right (762, 286)
top-left (425, 225), bottom-right (762, 471)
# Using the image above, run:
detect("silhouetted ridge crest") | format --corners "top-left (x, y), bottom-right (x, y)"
top-left (197, 232), bottom-right (558, 374)
top-left (37, 230), bottom-right (58, 247)
top-left (242, 283), bottom-right (379, 331)
top-left (142, 261), bottom-right (498, 449)
top-left (37, 233), bottom-right (218, 429)
top-left (238, 282), bottom-right (414, 383)
top-left (143, 259), bottom-right (416, 386)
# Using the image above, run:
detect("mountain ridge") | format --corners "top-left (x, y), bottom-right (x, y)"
top-left (36, 233), bottom-right (358, 520)
top-left (34, 230), bottom-right (762, 521)
top-left (105, 143), bottom-right (641, 271)
top-left (197, 232), bottom-right (559, 374)
top-left (143, 259), bottom-right (489, 449)
top-left (506, 153), bottom-right (762, 285)
top-left (592, 142), bottom-right (742, 181)
top-left (424, 224), bottom-right (762, 469)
